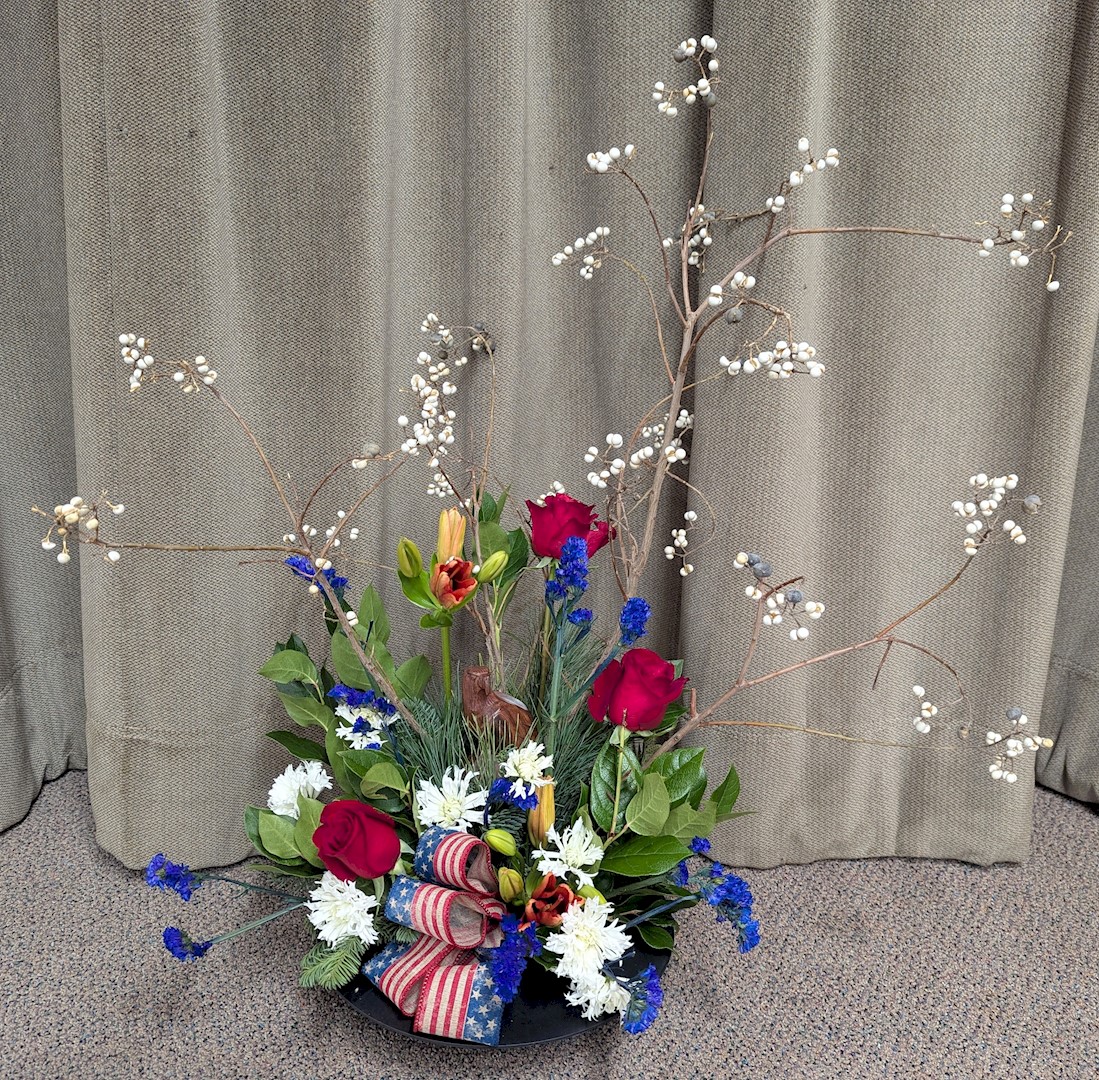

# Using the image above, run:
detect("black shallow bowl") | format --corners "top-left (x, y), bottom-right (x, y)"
top-left (337, 944), bottom-right (671, 1049)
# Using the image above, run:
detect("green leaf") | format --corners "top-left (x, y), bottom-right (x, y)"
top-left (478, 490), bottom-right (498, 523)
top-left (633, 921), bottom-right (676, 951)
top-left (329, 630), bottom-right (373, 691)
top-left (325, 725), bottom-right (360, 795)
top-left (245, 861), bottom-right (319, 878)
top-left (590, 739), bottom-right (642, 833)
top-left (395, 655), bottom-right (431, 698)
top-left (259, 649), bottom-right (319, 687)
top-left (625, 773), bottom-right (671, 836)
top-left (358, 585), bottom-right (391, 645)
top-left (299, 938), bottom-right (367, 990)
top-left (339, 747), bottom-right (391, 779)
top-left (598, 835), bottom-right (691, 877)
top-left (294, 796), bottom-right (325, 867)
top-left (399, 571), bottom-right (437, 611)
top-left (258, 809), bottom-right (302, 861)
top-left (361, 761), bottom-right (408, 796)
top-left (646, 747), bottom-right (706, 808)
top-left (478, 521), bottom-right (510, 560)
top-left (419, 608), bottom-right (453, 630)
top-left (266, 729), bottom-right (328, 763)
top-left (277, 693), bottom-right (335, 731)
top-left (663, 800), bottom-right (717, 842)
top-left (708, 762), bottom-right (741, 820)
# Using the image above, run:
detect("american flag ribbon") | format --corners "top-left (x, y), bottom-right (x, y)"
top-left (362, 828), bottom-right (506, 1044)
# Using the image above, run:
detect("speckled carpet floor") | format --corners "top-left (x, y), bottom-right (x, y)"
top-left (1, 772), bottom-right (1096, 1080)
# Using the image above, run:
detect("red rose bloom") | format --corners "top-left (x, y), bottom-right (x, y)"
top-left (588, 648), bottom-right (687, 731)
top-left (312, 799), bottom-right (401, 881)
top-left (429, 556), bottom-right (478, 609)
top-left (525, 493), bottom-right (613, 560)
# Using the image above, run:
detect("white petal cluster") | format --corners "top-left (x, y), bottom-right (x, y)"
top-left (305, 872), bottom-right (380, 947)
top-left (533, 820), bottom-right (604, 889)
top-left (334, 702), bottom-right (394, 751)
top-left (564, 973), bottom-right (632, 1020)
top-left (416, 765), bottom-right (488, 832)
top-left (544, 898), bottom-right (632, 990)
top-left (500, 742), bottom-right (554, 800)
top-left (267, 761), bottom-right (332, 819)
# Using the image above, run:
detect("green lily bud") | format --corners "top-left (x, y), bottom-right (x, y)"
top-left (577, 884), bottom-right (607, 905)
top-left (397, 538), bottom-right (423, 578)
top-left (497, 866), bottom-right (524, 904)
top-left (475, 549), bottom-right (508, 584)
top-left (483, 828), bottom-right (518, 857)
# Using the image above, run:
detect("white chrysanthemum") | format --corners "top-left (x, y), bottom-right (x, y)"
top-left (544, 898), bottom-right (632, 988)
top-left (334, 702), bottom-right (392, 750)
top-left (416, 766), bottom-right (488, 832)
top-left (500, 741), bottom-right (554, 799)
top-left (564, 973), bottom-right (631, 1020)
top-left (266, 760), bottom-right (331, 819)
top-left (305, 871), bottom-right (380, 947)
top-left (533, 820), bottom-right (604, 888)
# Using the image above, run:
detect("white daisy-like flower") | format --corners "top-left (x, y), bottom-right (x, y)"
top-left (305, 871), bottom-right (380, 947)
top-left (416, 765), bottom-right (488, 832)
top-left (334, 702), bottom-right (392, 750)
top-left (544, 898), bottom-right (632, 988)
top-left (533, 820), bottom-right (604, 888)
top-left (500, 741), bottom-right (554, 800)
top-left (266, 760), bottom-right (332, 819)
top-left (564, 973), bottom-right (631, 1020)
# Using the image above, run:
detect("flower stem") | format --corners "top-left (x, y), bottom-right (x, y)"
top-left (209, 900), bottom-right (307, 945)
top-left (202, 875), bottom-right (307, 902)
top-left (441, 625), bottom-right (452, 701)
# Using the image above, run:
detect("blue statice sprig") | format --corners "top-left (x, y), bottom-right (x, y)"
top-left (162, 927), bottom-right (212, 962)
top-left (568, 608), bottom-right (594, 625)
top-left (327, 684), bottom-right (397, 716)
top-left (545, 535), bottom-right (589, 604)
top-left (146, 854), bottom-right (201, 901)
top-left (284, 555), bottom-right (348, 592)
top-left (621, 964), bottom-right (664, 1035)
top-left (487, 777), bottom-right (538, 812)
top-left (487, 915), bottom-right (543, 1003)
top-left (619, 597), bottom-right (651, 645)
top-left (699, 862), bottom-right (760, 953)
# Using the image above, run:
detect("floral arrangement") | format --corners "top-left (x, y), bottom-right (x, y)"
top-left (36, 32), bottom-right (1065, 1045)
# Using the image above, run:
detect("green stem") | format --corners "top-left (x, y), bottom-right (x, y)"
top-left (608, 738), bottom-right (625, 839)
top-left (548, 609), bottom-right (567, 721)
top-left (538, 602), bottom-right (552, 704)
top-left (202, 875), bottom-right (307, 902)
top-left (440, 625), bottom-right (453, 701)
top-left (210, 900), bottom-right (307, 945)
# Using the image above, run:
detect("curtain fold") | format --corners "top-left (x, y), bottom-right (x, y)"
top-left (5, 0), bottom-right (1096, 868)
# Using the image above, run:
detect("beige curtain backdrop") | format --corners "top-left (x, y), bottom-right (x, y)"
top-left (2, 0), bottom-right (1096, 870)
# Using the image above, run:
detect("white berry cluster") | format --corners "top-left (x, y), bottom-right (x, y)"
top-left (663, 510), bottom-right (698, 576)
top-left (720, 339), bottom-right (823, 379)
top-left (950, 472), bottom-right (1040, 554)
top-left (397, 315), bottom-right (476, 498)
top-left (118, 333), bottom-right (217, 394)
top-left (735, 552), bottom-right (825, 638)
top-left (782, 138), bottom-right (840, 197)
top-left (986, 707), bottom-right (1052, 783)
top-left (977, 193), bottom-right (1064, 292)
top-left (651, 35), bottom-right (719, 117)
top-left (585, 144), bottom-right (636, 174)
top-left (584, 433), bottom-right (626, 490)
top-left (35, 493), bottom-right (124, 565)
top-left (552, 227), bottom-right (610, 280)
top-left (910, 685), bottom-right (939, 734)
top-left (643, 409), bottom-right (692, 464)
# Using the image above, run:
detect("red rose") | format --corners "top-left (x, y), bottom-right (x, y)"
top-left (525, 493), bottom-right (614, 560)
top-left (312, 799), bottom-right (401, 881)
top-left (588, 648), bottom-right (687, 732)
top-left (429, 556), bottom-right (477, 609)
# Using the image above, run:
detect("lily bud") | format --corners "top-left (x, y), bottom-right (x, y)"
top-left (436, 508), bottom-right (466, 562)
top-left (577, 884), bottom-right (606, 905)
top-left (497, 866), bottom-right (524, 904)
top-left (475, 549), bottom-right (508, 583)
top-left (397, 538), bottom-right (423, 578)
top-left (527, 780), bottom-right (555, 847)
top-left (484, 828), bottom-right (518, 857)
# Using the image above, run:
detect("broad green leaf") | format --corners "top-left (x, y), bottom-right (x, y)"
top-left (395, 655), bottom-right (431, 698)
top-left (419, 608), bottom-right (453, 630)
top-left (708, 763), bottom-right (741, 819)
top-left (478, 521), bottom-right (510, 560)
top-left (478, 490), bottom-right (498, 523)
top-left (266, 729), bottom-right (329, 763)
top-left (357, 585), bottom-right (391, 645)
top-left (243, 807), bottom-right (311, 869)
top-left (633, 921), bottom-right (676, 951)
top-left (329, 630), bottom-right (373, 690)
top-left (258, 809), bottom-right (301, 861)
top-left (362, 761), bottom-right (408, 795)
top-left (590, 739), bottom-right (642, 833)
top-left (646, 747), bottom-right (706, 808)
top-left (339, 747), bottom-right (391, 779)
top-left (277, 692), bottom-right (335, 731)
top-left (245, 861), bottom-right (319, 878)
top-left (625, 773), bottom-right (671, 836)
top-left (259, 649), bottom-right (319, 687)
top-left (663, 800), bottom-right (717, 842)
top-left (294, 796), bottom-right (325, 868)
top-left (324, 725), bottom-right (359, 795)
top-left (278, 634), bottom-right (310, 657)
top-left (399, 571), bottom-right (437, 611)
top-left (599, 835), bottom-right (692, 877)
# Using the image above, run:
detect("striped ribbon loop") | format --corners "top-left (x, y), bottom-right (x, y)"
top-left (362, 827), bottom-right (507, 1044)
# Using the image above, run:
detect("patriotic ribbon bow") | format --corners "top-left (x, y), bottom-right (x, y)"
top-left (363, 827), bottom-right (508, 1044)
